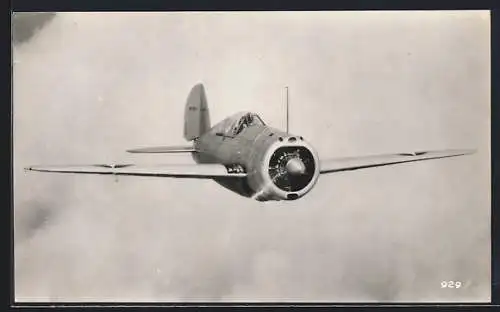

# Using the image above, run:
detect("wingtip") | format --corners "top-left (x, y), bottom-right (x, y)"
top-left (438, 148), bottom-right (476, 157)
top-left (24, 166), bottom-right (39, 172)
top-left (126, 148), bottom-right (151, 153)
top-left (126, 147), bottom-right (147, 153)
top-left (460, 148), bottom-right (477, 155)
top-left (430, 148), bottom-right (476, 156)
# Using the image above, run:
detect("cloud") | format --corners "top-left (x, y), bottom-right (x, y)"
top-left (12, 12), bottom-right (56, 45)
top-left (13, 12), bottom-right (490, 302)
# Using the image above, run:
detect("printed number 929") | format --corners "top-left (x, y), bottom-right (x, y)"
top-left (441, 281), bottom-right (462, 288)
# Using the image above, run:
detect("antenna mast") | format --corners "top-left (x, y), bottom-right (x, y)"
top-left (285, 86), bottom-right (289, 134)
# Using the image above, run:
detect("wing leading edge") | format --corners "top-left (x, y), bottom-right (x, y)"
top-left (319, 149), bottom-right (475, 174)
top-left (25, 163), bottom-right (246, 178)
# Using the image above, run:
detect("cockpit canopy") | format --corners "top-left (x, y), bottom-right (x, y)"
top-left (216, 112), bottom-right (266, 137)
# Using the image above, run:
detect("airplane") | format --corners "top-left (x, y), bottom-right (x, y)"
top-left (25, 83), bottom-right (475, 201)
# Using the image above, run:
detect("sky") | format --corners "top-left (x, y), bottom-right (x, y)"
top-left (13, 11), bottom-right (490, 302)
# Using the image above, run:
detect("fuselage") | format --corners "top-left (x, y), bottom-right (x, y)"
top-left (193, 112), bottom-right (320, 201)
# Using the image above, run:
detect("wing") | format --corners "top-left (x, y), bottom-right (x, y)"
top-left (319, 149), bottom-right (475, 174)
top-left (126, 145), bottom-right (196, 153)
top-left (25, 163), bottom-right (246, 178)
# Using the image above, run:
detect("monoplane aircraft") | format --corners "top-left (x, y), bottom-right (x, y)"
top-left (25, 84), bottom-right (474, 201)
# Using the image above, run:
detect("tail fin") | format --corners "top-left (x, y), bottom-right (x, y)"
top-left (184, 83), bottom-right (211, 141)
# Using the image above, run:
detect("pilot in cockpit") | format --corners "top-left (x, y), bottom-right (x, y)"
top-left (234, 113), bottom-right (255, 135)
top-left (242, 113), bottom-right (254, 128)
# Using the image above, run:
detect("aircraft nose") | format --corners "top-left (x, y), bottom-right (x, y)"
top-left (285, 158), bottom-right (306, 175)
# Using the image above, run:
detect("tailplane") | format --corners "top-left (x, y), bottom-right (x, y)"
top-left (127, 145), bottom-right (196, 153)
top-left (126, 84), bottom-right (210, 154)
top-left (184, 83), bottom-right (211, 141)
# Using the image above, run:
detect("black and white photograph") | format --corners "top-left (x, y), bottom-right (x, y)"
top-left (13, 11), bottom-right (490, 302)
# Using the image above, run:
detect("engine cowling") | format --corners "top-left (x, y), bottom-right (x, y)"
top-left (247, 136), bottom-right (320, 201)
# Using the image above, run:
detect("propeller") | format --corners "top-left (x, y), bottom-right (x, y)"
top-left (268, 146), bottom-right (316, 192)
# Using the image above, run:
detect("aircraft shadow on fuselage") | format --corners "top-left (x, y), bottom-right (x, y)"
top-left (191, 149), bottom-right (255, 198)
top-left (212, 177), bottom-right (254, 198)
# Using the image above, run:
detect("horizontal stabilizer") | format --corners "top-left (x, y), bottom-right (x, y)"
top-left (25, 163), bottom-right (246, 178)
top-left (320, 149), bottom-right (475, 174)
top-left (126, 145), bottom-right (196, 154)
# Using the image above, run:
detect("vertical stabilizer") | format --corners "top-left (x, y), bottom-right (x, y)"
top-left (184, 83), bottom-right (211, 141)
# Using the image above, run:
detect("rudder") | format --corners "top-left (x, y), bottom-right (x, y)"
top-left (184, 83), bottom-right (211, 141)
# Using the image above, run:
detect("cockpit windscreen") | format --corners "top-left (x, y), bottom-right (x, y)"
top-left (232, 113), bottom-right (265, 135)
